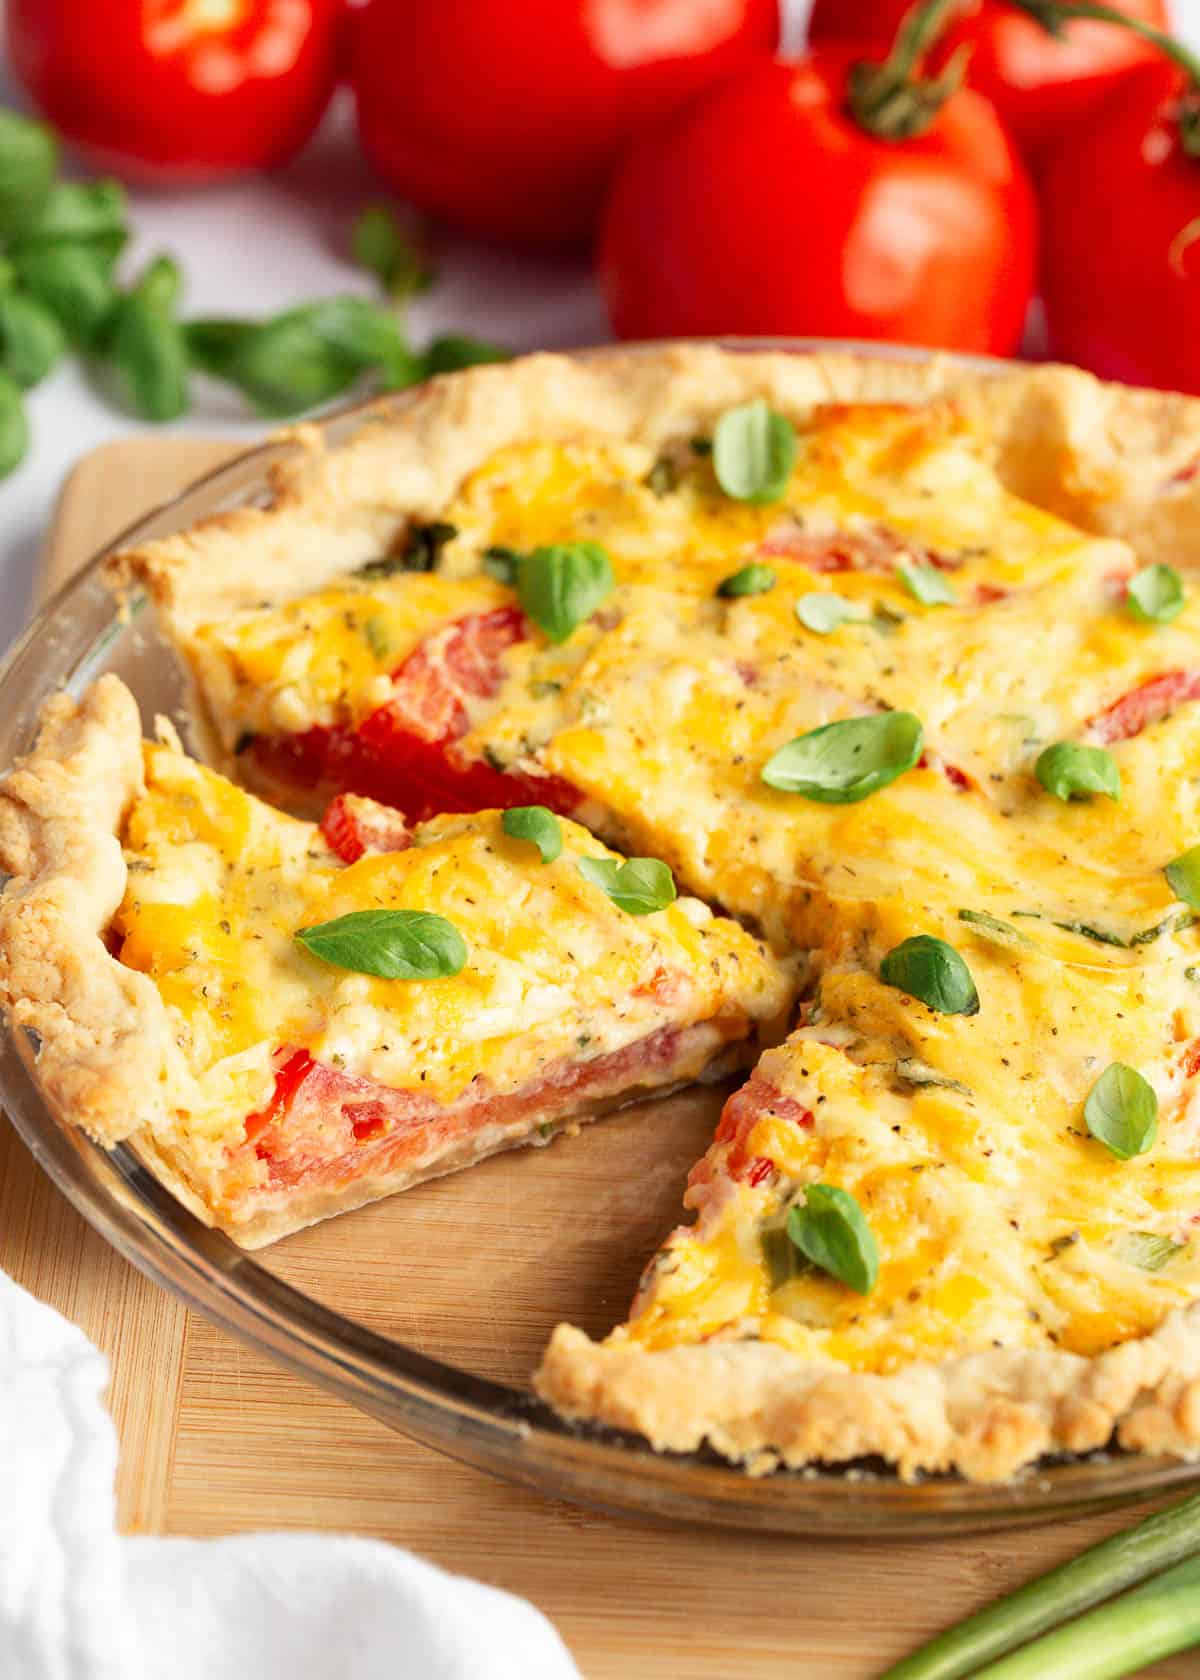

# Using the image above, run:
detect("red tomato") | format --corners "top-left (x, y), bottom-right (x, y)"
top-left (348, 0), bottom-right (779, 248)
top-left (599, 50), bottom-right (1037, 354)
top-left (1042, 62), bottom-right (1200, 394)
top-left (7, 0), bottom-right (342, 182)
top-left (808, 0), bottom-right (1171, 165)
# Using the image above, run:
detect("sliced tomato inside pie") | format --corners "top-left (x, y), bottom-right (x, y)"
top-left (0, 677), bottom-right (795, 1246)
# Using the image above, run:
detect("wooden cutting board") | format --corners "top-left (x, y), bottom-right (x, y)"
top-left (4, 434), bottom-right (1200, 1680)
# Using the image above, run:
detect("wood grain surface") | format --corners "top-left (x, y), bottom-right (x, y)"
top-left (3, 435), bottom-right (1200, 1679)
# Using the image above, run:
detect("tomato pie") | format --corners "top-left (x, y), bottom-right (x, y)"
top-left (10, 344), bottom-right (1200, 1481)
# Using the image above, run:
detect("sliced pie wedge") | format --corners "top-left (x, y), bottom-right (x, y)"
top-left (0, 676), bottom-right (796, 1246)
top-left (537, 890), bottom-right (1200, 1482)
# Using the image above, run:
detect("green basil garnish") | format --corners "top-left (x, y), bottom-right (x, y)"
top-left (577, 855), bottom-right (675, 915)
top-left (1084, 1062), bottom-right (1157, 1161)
top-left (880, 934), bottom-right (979, 1015)
top-left (0, 109), bottom-right (58, 241)
top-left (957, 908), bottom-right (1034, 951)
top-left (0, 289), bottom-right (63, 389)
top-left (1127, 563), bottom-right (1185, 626)
top-left (501, 805), bottom-right (563, 864)
top-left (717, 562), bottom-right (775, 598)
top-left (12, 242), bottom-right (116, 348)
top-left (1166, 844), bottom-right (1200, 910)
top-left (295, 908), bottom-right (467, 980)
top-left (786, 1184), bottom-right (879, 1295)
top-left (0, 371), bottom-right (28, 477)
top-left (1035, 741), bottom-right (1121, 803)
top-left (108, 278), bottom-right (189, 422)
top-left (517, 541), bottom-right (614, 644)
top-left (896, 559), bottom-right (957, 607)
top-left (351, 202), bottom-right (433, 301)
top-left (1118, 1231), bottom-right (1186, 1272)
top-left (712, 399), bottom-right (796, 504)
top-left (421, 333), bottom-right (509, 375)
top-left (762, 711), bottom-right (923, 804)
top-left (795, 593), bottom-right (860, 634)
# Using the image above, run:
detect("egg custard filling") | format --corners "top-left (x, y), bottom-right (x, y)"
top-left (13, 346), bottom-right (1200, 1479)
top-left (0, 679), bottom-right (793, 1246)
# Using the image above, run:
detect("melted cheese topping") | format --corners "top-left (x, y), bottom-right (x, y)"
top-left (115, 745), bottom-right (793, 1157)
top-left (168, 399), bottom-right (1200, 1367)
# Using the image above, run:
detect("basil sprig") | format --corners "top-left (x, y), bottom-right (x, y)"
top-left (896, 558), bottom-right (957, 606)
top-left (351, 203), bottom-right (433, 301)
top-left (762, 711), bottom-right (923, 804)
top-left (1084, 1062), bottom-right (1157, 1160)
top-left (517, 542), bottom-right (615, 644)
top-left (1166, 844), bottom-right (1200, 910)
top-left (795, 593), bottom-right (860, 634)
top-left (502, 805), bottom-right (563, 864)
top-left (880, 935), bottom-right (979, 1015)
top-left (295, 908), bottom-right (467, 980)
top-left (713, 399), bottom-right (796, 503)
top-left (957, 908), bottom-right (1034, 951)
top-left (109, 255), bottom-right (189, 422)
top-left (1127, 563), bottom-right (1185, 626)
top-left (717, 562), bottom-right (775, 598)
top-left (786, 1184), bottom-right (879, 1295)
top-left (0, 109), bottom-right (58, 241)
top-left (577, 855), bottom-right (676, 915)
top-left (1035, 741), bottom-right (1121, 802)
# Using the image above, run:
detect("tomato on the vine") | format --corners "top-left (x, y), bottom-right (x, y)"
top-left (348, 0), bottom-right (779, 249)
top-left (808, 0), bottom-right (1171, 165)
top-left (599, 46), bottom-right (1037, 353)
top-left (7, 0), bottom-right (342, 183)
top-left (1041, 60), bottom-right (1200, 393)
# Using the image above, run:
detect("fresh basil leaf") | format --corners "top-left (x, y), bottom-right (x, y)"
top-left (786, 1183), bottom-right (879, 1295)
top-left (717, 563), bottom-right (775, 599)
top-left (1166, 844), bottom-right (1200, 910)
top-left (132, 254), bottom-right (182, 315)
top-left (18, 179), bottom-right (127, 246)
top-left (502, 806), bottom-right (563, 864)
top-left (896, 558), bottom-right (957, 606)
top-left (1127, 563), bottom-right (1185, 626)
top-left (713, 400), bottom-right (796, 504)
top-left (482, 545), bottom-right (522, 585)
top-left (191, 306), bottom-right (359, 415)
top-left (0, 371), bottom-right (29, 478)
top-left (1117, 1230), bottom-right (1186, 1271)
top-left (957, 908), bottom-right (1034, 951)
top-left (1084, 1062), bottom-right (1157, 1160)
top-left (108, 294), bottom-right (189, 422)
top-left (0, 110), bottom-right (58, 241)
top-left (795, 593), bottom-right (860, 634)
top-left (517, 542), bottom-right (614, 644)
top-left (12, 244), bottom-right (116, 346)
top-left (880, 934), bottom-right (979, 1015)
top-left (577, 855), bottom-right (676, 915)
top-left (183, 317), bottom-right (254, 376)
top-left (762, 711), bottom-right (923, 804)
top-left (295, 908), bottom-right (467, 979)
top-left (0, 290), bottom-right (64, 388)
top-left (351, 203), bottom-right (434, 300)
top-left (762, 1221), bottom-right (805, 1289)
top-left (423, 333), bottom-right (509, 374)
top-left (1035, 741), bottom-right (1120, 802)
top-left (303, 295), bottom-right (410, 370)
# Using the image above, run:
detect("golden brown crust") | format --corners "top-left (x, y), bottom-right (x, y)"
top-left (29, 345), bottom-right (1200, 1474)
top-left (0, 675), bottom-right (178, 1147)
top-left (108, 347), bottom-right (1200, 643)
top-left (536, 1307), bottom-right (1200, 1483)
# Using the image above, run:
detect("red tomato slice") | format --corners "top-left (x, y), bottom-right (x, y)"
top-left (319, 795), bottom-right (412, 864)
top-left (245, 606), bottom-right (581, 823)
top-left (758, 521), bottom-right (961, 574)
top-left (1088, 670), bottom-right (1200, 745)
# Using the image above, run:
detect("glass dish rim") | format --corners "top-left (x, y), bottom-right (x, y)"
top-left (4, 334), bottom-right (1198, 1537)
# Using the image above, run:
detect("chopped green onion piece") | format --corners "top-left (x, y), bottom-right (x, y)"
top-left (1127, 562), bottom-right (1185, 625)
top-left (896, 558), bottom-right (957, 606)
top-left (717, 562), bottom-right (775, 598)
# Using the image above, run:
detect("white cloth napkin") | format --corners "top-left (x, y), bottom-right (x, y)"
top-left (0, 1271), bottom-right (580, 1680)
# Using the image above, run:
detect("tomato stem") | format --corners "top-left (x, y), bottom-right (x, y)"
top-left (1013, 2), bottom-right (1200, 153)
top-left (847, 0), bottom-right (971, 141)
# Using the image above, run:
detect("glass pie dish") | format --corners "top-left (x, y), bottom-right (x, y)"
top-left (4, 339), bottom-right (1200, 1537)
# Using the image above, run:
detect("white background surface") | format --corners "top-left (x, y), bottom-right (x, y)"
top-left (0, 0), bottom-right (1197, 651)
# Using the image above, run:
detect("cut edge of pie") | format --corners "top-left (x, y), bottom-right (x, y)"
top-left (0, 674), bottom-right (795, 1247)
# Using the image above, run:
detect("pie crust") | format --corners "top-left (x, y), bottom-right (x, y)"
top-left (11, 345), bottom-right (1200, 1479)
